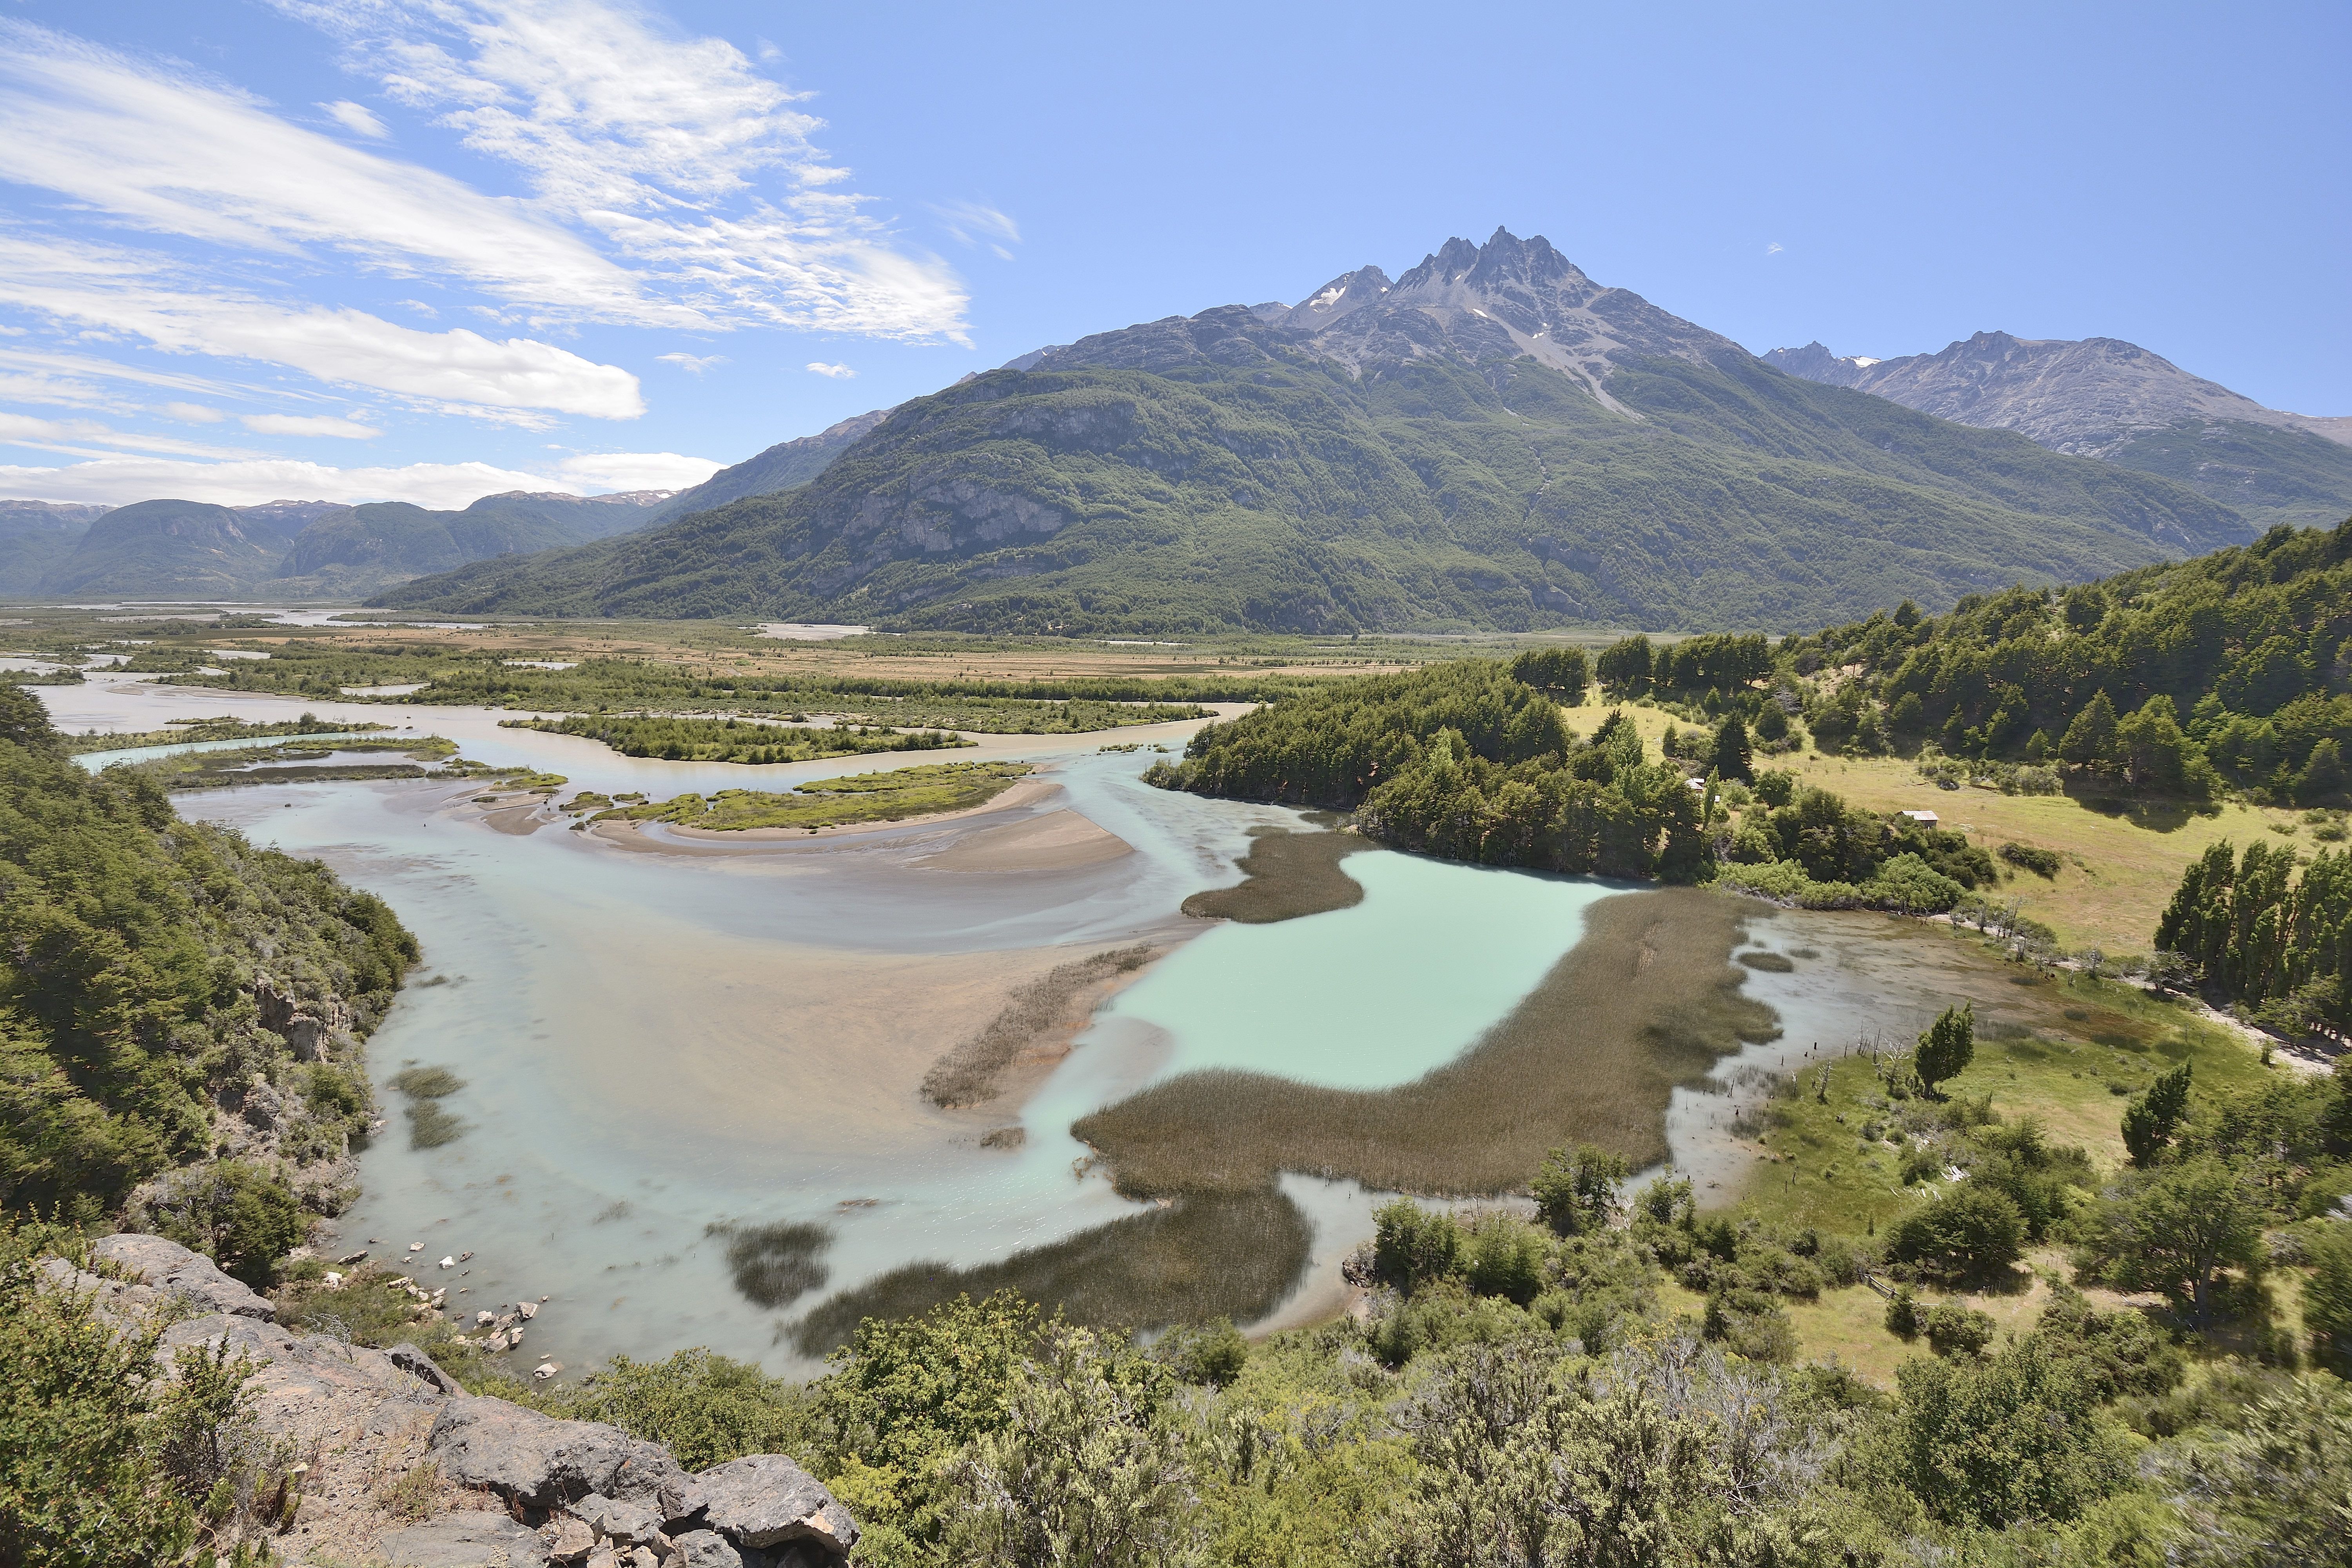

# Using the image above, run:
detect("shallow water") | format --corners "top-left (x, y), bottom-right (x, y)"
top-left (33, 669), bottom-right (2040, 1372)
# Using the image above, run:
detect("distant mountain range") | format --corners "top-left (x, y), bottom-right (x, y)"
top-left (1, 490), bottom-right (680, 599)
top-left (1764, 333), bottom-right (2352, 528)
top-left (378, 228), bottom-right (2256, 633)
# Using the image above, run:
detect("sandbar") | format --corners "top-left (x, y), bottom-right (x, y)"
top-left (582, 774), bottom-right (1064, 857)
top-left (913, 808), bottom-right (1132, 873)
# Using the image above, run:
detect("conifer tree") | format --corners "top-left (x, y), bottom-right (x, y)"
top-left (1915, 1003), bottom-right (1975, 1097)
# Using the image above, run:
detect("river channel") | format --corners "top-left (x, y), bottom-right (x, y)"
top-left (40, 660), bottom-right (2030, 1375)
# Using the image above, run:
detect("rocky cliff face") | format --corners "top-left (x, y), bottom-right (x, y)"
top-left (45, 1234), bottom-right (858, 1568)
top-left (1764, 331), bottom-right (2352, 456)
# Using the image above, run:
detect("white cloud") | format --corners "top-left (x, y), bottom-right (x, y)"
top-left (165, 401), bottom-right (227, 423)
top-left (933, 201), bottom-right (1020, 256)
top-left (0, 232), bottom-right (646, 419)
top-left (0, 455), bottom-right (583, 508)
top-left (0, 410), bottom-right (255, 459)
top-left (0, 346), bottom-right (246, 399)
top-left (556, 451), bottom-right (720, 491)
top-left (0, 23), bottom-right (662, 324)
top-left (1764, 242), bottom-right (1784, 256)
top-left (657, 352), bottom-right (728, 374)
top-left (320, 98), bottom-right (389, 137)
top-left (270, 0), bottom-right (970, 339)
top-left (242, 412), bottom-right (381, 438)
top-left (806, 361), bottom-right (854, 379)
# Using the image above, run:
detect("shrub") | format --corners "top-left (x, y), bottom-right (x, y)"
top-left (1915, 1004), bottom-right (1976, 1097)
top-left (1884, 1186), bottom-right (2026, 1284)
top-left (1372, 1201), bottom-right (1461, 1293)
top-left (1999, 842), bottom-right (2063, 878)
top-left (1152, 1318), bottom-right (1249, 1388)
top-left (143, 1161), bottom-right (308, 1288)
top-left (1886, 1287), bottom-right (1920, 1339)
top-left (1921, 1302), bottom-right (1996, 1357)
top-left (557, 1348), bottom-right (807, 1471)
top-left (1529, 1143), bottom-right (1627, 1236)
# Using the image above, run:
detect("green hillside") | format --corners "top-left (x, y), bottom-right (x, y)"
top-left (2100, 417), bottom-right (2352, 530)
top-left (39, 500), bottom-right (281, 598)
top-left (379, 349), bottom-right (2242, 633)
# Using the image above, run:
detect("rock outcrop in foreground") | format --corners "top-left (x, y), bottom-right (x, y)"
top-left (52, 1235), bottom-right (857, 1568)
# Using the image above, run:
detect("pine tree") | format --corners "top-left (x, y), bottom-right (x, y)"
top-left (1712, 715), bottom-right (1754, 782)
top-left (1915, 1003), bottom-right (1975, 1097)
top-left (2122, 1063), bottom-right (2192, 1167)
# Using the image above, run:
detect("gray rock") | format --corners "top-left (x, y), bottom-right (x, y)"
top-left (378, 1510), bottom-right (551, 1567)
top-left (686, 1454), bottom-right (856, 1555)
top-left (539, 1514), bottom-right (596, 1563)
top-left (90, 1232), bottom-right (274, 1320)
top-left (391, 1342), bottom-right (466, 1395)
top-left (666, 1532), bottom-right (743, 1568)
top-left (429, 1397), bottom-right (686, 1511)
top-left (565, 1492), bottom-right (663, 1546)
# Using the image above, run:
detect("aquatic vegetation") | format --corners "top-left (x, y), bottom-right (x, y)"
top-left (1180, 829), bottom-right (1367, 924)
top-left (713, 1220), bottom-right (834, 1310)
top-left (790, 1189), bottom-right (1312, 1356)
top-left (507, 712), bottom-right (973, 764)
top-left (605, 760), bottom-right (1031, 833)
top-left (387, 1066), bottom-right (464, 1099)
top-left (61, 713), bottom-right (394, 755)
top-left (922, 946), bottom-right (1154, 1108)
top-left (1074, 889), bottom-right (1775, 1198)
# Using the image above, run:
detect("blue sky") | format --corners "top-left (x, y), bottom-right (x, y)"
top-left (0, 0), bottom-right (2344, 508)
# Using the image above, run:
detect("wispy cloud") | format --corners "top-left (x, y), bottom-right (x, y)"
top-left (272, 0), bottom-right (970, 339)
top-left (164, 401), bottom-right (227, 423)
top-left (0, 410), bottom-right (256, 459)
top-left (656, 352), bottom-right (728, 374)
top-left (319, 98), bottom-right (388, 137)
top-left (806, 361), bottom-right (854, 379)
top-left (0, 232), bottom-right (645, 421)
top-left (1764, 241), bottom-right (1784, 256)
top-left (933, 200), bottom-right (1019, 260)
top-left (242, 412), bottom-right (380, 438)
top-left (556, 450), bottom-right (719, 490)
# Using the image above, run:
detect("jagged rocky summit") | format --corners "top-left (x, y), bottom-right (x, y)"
top-left (44, 1234), bottom-right (857, 1568)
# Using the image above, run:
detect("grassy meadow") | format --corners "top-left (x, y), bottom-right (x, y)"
top-left (601, 760), bottom-right (1031, 832)
top-left (1178, 828), bottom-right (1369, 923)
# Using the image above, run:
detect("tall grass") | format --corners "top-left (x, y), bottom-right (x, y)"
top-left (1180, 829), bottom-right (1368, 924)
top-left (789, 1190), bottom-right (1311, 1355)
top-left (1073, 889), bottom-right (1777, 1198)
top-left (922, 946), bottom-right (1154, 1108)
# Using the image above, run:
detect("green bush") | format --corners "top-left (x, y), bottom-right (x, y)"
top-left (1883, 1185), bottom-right (2026, 1285)
top-left (1920, 1302), bottom-right (1996, 1357)
top-left (555, 1348), bottom-right (808, 1471)
top-left (144, 1163), bottom-right (307, 1288)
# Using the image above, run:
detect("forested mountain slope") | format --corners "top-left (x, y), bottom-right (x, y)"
top-left (1768, 332), bottom-right (2352, 529)
top-left (376, 230), bottom-right (2247, 634)
top-left (0, 683), bottom-right (414, 1276)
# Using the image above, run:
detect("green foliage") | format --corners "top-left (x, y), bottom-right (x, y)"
top-left (142, 1161), bottom-right (305, 1289)
top-left (1530, 1143), bottom-right (1629, 1237)
top-left (1711, 716), bottom-right (1754, 783)
top-left (1508, 647), bottom-right (1590, 702)
top-left (0, 682), bottom-right (414, 1240)
top-left (1915, 1004), bottom-right (1976, 1096)
top-left (1799, 518), bottom-right (2352, 801)
top-left (510, 713), bottom-right (973, 764)
top-left (554, 1348), bottom-right (808, 1472)
top-left (1882, 1339), bottom-right (2132, 1530)
top-left (1885, 1287), bottom-right (1919, 1340)
top-left (0, 1219), bottom-right (279, 1566)
top-left (942, 1324), bottom-right (1193, 1568)
top-left (1920, 1303), bottom-right (1996, 1358)
top-left (2077, 1158), bottom-right (2267, 1330)
top-left (1372, 1200), bottom-right (1463, 1293)
top-left (2156, 838), bottom-right (2352, 1031)
top-left (1152, 1318), bottom-right (1250, 1388)
top-left (2154, 1376), bottom-right (2352, 1566)
top-left (2302, 1225), bottom-right (2352, 1374)
top-left (1882, 1185), bottom-right (2026, 1285)
top-left (2122, 1063), bottom-right (2193, 1168)
top-left (608, 761), bottom-right (1031, 833)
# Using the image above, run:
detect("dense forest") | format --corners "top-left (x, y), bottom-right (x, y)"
top-left (2158, 840), bottom-right (2352, 1034)
top-left (1777, 519), bottom-right (2352, 804)
top-left (1149, 659), bottom-right (1994, 909)
top-left (0, 682), bottom-right (414, 1281)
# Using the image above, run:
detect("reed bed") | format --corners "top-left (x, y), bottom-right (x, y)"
top-left (1180, 829), bottom-right (1369, 924)
top-left (1073, 888), bottom-right (1777, 1198)
top-left (789, 1189), bottom-right (1311, 1355)
top-left (921, 945), bottom-right (1153, 1108)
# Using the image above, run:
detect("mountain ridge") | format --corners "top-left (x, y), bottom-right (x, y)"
top-left (375, 228), bottom-right (2249, 634)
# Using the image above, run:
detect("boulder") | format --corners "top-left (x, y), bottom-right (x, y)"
top-left (564, 1493), bottom-right (663, 1548)
top-left (377, 1510), bottom-right (550, 1567)
top-left (666, 1532), bottom-right (743, 1568)
top-left (389, 1343), bottom-right (466, 1396)
top-left (684, 1455), bottom-right (857, 1556)
top-left (90, 1232), bottom-right (274, 1321)
top-left (428, 1397), bottom-right (686, 1512)
top-left (539, 1514), bottom-right (596, 1564)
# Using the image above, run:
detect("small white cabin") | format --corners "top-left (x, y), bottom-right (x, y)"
top-left (1900, 809), bottom-right (1941, 828)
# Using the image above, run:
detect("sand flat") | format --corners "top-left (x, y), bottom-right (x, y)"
top-left (583, 775), bottom-right (1064, 856)
top-left (913, 808), bottom-right (1132, 873)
